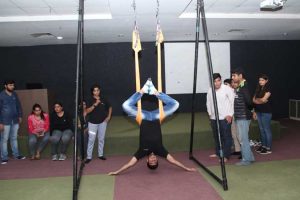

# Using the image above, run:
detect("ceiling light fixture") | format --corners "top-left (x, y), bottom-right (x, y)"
top-left (179, 12), bottom-right (300, 19)
top-left (30, 33), bottom-right (63, 40)
top-left (0, 14), bottom-right (112, 23)
top-left (260, 0), bottom-right (288, 11)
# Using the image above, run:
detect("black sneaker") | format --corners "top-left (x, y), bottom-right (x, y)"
top-left (259, 147), bottom-right (272, 155)
top-left (85, 159), bottom-right (92, 164)
top-left (231, 151), bottom-right (241, 156)
top-left (1, 160), bottom-right (8, 165)
top-left (98, 156), bottom-right (106, 160)
top-left (255, 146), bottom-right (263, 153)
top-left (16, 155), bottom-right (26, 160)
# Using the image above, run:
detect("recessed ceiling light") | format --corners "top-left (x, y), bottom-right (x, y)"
top-left (56, 36), bottom-right (63, 40)
top-left (228, 29), bottom-right (248, 33)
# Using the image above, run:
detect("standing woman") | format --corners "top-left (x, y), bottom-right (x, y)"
top-left (27, 104), bottom-right (50, 160)
top-left (50, 102), bottom-right (73, 161)
top-left (85, 84), bottom-right (112, 164)
top-left (253, 74), bottom-right (273, 154)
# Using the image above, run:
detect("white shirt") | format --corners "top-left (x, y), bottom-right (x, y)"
top-left (206, 84), bottom-right (235, 120)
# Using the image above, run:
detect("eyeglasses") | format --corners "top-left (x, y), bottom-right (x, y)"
top-left (34, 109), bottom-right (41, 112)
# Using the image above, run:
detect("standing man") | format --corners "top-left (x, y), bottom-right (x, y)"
top-left (231, 68), bottom-right (255, 166)
top-left (206, 73), bottom-right (235, 162)
top-left (85, 84), bottom-right (112, 164)
top-left (230, 79), bottom-right (242, 157)
top-left (224, 79), bottom-right (242, 157)
top-left (0, 80), bottom-right (25, 164)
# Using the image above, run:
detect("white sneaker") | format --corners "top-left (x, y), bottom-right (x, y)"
top-left (141, 78), bottom-right (157, 95)
top-left (52, 154), bottom-right (58, 161)
top-left (59, 154), bottom-right (67, 161)
top-left (148, 83), bottom-right (157, 95)
top-left (141, 79), bottom-right (152, 94)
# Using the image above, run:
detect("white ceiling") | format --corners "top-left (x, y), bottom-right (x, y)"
top-left (0, 0), bottom-right (300, 46)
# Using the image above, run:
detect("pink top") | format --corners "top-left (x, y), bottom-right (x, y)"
top-left (27, 113), bottom-right (50, 135)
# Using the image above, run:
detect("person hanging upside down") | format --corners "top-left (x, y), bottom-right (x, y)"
top-left (108, 79), bottom-right (196, 175)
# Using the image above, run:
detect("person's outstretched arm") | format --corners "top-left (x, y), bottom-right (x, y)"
top-left (166, 154), bottom-right (197, 172)
top-left (108, 157), bottom-right (138, 175)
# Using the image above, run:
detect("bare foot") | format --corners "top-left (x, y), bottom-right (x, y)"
top-left (35, 152), bottom-right (40, 160)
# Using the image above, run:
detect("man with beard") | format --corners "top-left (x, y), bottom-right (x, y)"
top-left (231, 69), bottom-right (255, 166)
top-left (0, 80), bottom-right (25, 164)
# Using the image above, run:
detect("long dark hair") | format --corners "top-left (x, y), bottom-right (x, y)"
top-left (31, 103), bottom-right (45, 120)
top-left (90, 84), bottom-right (101, 95)
top-left (255, 74), bottom-right (270, 98)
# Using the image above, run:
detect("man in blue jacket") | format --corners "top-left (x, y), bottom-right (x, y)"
top-left (0, 80), bottom-right (25, 164)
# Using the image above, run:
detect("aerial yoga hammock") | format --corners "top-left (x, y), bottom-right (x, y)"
top-left (132, 0), bottom-right (165, 125)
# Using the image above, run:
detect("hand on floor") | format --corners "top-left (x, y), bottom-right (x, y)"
top-left (108, 171), bottom-right (118, 176)
top-left (186, 167), bottom-right (197, 172)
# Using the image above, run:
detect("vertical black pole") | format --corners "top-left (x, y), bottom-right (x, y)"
top-left (73, 0), bottom-right (84, 199)
top-left (199, 0), bottom-right (228, 190)
top-left (79, 10), bottom-right (85, 160)
top-left (189, 0), bottom-right (201, 158)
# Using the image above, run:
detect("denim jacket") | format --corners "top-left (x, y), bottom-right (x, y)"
top-left (0, 90), bottom-right (22, 125)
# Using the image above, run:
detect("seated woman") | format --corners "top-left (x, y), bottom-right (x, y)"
top-left (27, 104), bottom-right (50, 160)
top-left (50, 102), bottom-right (73, 161)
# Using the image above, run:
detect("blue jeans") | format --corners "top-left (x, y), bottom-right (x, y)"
top-left (87, 122), bottom-right (107, 159)
top-left (50, 129), bottom-right (73, 155)
top-left (210, 120), bottom-right (232, 159)
top-left (1, 123), bottom-right (21, 160)
top-left (256, 112), bottom-right (272, 149)
top-left (28, 132), bottom-right (50, 156)
top-left (122, 92), bottom-right (179, 121)
top-left (236, 119), bottom-right (255, 162)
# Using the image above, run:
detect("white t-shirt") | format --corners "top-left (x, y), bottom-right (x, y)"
top-left (206, 84), bottom-right (235, 120)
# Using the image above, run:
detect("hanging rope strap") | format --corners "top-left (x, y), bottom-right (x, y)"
top-left (156, 22), bottom-right (165, 123)
top-left (131, 0), bottom-right (142, 125)
top-left (132, 25), bottom-right (143, 125)
top-left (155, 0), bottom-right (165, 123)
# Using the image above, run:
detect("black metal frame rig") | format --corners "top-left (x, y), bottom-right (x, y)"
top-left (73, 0), bottom-right (86, 199)
top-left (189, 0), bottom-right (228, 191)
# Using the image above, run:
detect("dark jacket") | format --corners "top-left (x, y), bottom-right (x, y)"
top-left (234, 80), bottom-right (253, 120)
top-left (0, 90), bottom-right (22, 125)
top-left (50, 111), bottom-right (73, 134)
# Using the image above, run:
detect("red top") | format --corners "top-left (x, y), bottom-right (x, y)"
top-left (27, 113), bottom-right (50, 135)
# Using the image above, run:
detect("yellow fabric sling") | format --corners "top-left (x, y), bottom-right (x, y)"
top-left (132, 23), bottom-right (165, 125)
top-left (132, 26), bottom-right (143, 125)
top-left (156, 24), bottom-right (165, 123)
